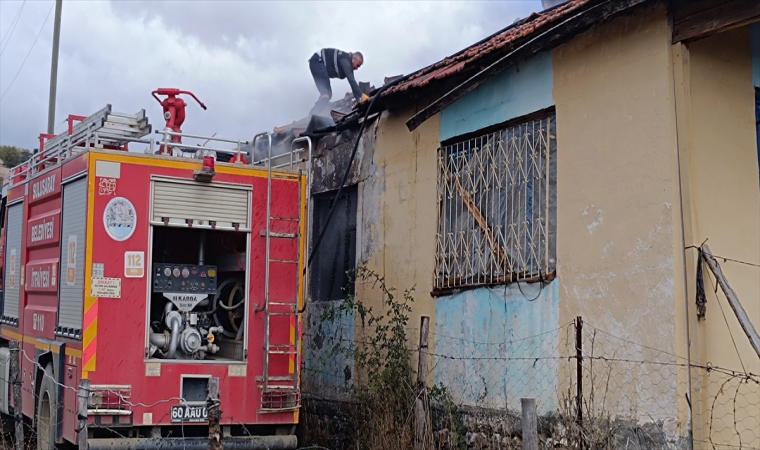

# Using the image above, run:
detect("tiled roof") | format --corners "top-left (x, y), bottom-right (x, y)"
top-left (380, 0), bottom-right (590, 98)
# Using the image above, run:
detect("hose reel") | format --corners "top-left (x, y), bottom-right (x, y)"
top-left (213, 278), bottom-right (245, 339)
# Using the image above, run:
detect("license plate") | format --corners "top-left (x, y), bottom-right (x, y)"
top-left (171, 405), bottom-right (208, 423)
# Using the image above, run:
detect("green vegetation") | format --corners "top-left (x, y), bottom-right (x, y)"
top-left (0, 146), bottom-right (33, 168)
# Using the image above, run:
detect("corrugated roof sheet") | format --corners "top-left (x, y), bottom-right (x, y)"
top-left (381, 0), bottom-right (590, 98)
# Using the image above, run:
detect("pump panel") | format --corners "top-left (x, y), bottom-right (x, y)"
top-left (152, 263), bottom-right (217, 293)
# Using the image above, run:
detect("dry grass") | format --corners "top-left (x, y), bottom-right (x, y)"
top-left (0, 414), bottom-right (39, 450)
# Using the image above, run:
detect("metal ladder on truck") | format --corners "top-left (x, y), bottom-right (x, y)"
top-left (253, 133), bottom-right (312, 413)
top-left (7, 104), bottom-right (153, 187)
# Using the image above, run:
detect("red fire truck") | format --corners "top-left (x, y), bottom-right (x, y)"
top-left (0, 101), bottom-right (311, 449)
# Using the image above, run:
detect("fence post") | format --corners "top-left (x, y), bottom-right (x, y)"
top-left (415, 316), bottom-right (430, 450)
top-left (575, 316), bottom-right (584, 448)
top-left (208, 377), bottom-right (222, 450)
top-left (77, 378), bottom-right (90, 448)
top-left (521, 398), bottom-right (538, 450)
top-left (9, 341), bottom-right (23, 450)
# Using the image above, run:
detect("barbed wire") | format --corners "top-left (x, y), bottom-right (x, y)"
top-left (685, 244), bottom-right (760, 269)
top-left (1, 313), bottom-right (756, 450)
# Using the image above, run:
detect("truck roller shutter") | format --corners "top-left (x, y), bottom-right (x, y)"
top-left (56, 177), bottom-right (87, 338)
top-left (152, 178), bottom-right (250, 230)
top-left (1, 202), bottom-right (23, 325)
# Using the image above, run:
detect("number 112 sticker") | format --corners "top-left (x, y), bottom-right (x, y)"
top-left (125, 251), bottom-right (145, 278)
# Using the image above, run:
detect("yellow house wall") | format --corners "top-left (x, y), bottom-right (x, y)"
top-left (553, 3), bottom-right (685, 430)
top-left (351, 107), bottom-right (440, 384)
top-left (679, 26), bottom-right (760, 447)
top-left (554, 4), bottom-right (678, 356)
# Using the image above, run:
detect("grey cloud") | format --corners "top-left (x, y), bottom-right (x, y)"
top-left (1, 1), bottom-right (541, 151)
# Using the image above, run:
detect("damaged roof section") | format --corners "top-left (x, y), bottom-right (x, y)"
top-left (251, 85), bottom-right (372, 164)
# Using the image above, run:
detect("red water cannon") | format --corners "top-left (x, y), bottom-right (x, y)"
top-left (152, 88), bottom-right (207, 154)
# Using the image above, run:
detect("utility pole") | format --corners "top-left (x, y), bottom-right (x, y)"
top-left (47, 0), bottom-right (63, 134)
top-left (10, 341), bottom-right (23, 450)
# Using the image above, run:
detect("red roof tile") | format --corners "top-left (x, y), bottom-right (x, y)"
top-left (381, 0), bottom-right (590, 98)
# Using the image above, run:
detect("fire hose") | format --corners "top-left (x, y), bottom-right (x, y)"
top-left (306, 75), bottom-right (409, 268)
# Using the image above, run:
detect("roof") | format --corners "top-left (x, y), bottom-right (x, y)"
top-left (269, 0), bottom-right (638, 136)
top-left (250, 92), bottom-right (360, 161)
top-left (380, 0), bottom-right (590, 100)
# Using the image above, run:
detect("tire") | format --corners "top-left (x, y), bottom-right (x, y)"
top-left (36, 364), bottom-right (58, 450)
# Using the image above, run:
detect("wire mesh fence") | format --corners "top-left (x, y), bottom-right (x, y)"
top-left (302, 315), bottom-right (760, 450)
top-left (427, 323), bottom-right (574, 414)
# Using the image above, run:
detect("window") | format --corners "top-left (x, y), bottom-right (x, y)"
top-left (311, 186), bottom-right (358, 301)
top-left (434, 113), bottom-right (557, 291)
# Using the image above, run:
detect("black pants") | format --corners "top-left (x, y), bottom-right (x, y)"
top-left (309, 53), bottom-right (332, 115)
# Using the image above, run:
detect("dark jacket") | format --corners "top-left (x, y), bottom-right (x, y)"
top-left (320, 48), bottom-right (363, 101)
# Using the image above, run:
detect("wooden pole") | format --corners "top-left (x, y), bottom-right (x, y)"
top-left (576, 316), bottom-right (584, 449)
top-left (208, 377), bottom-right (222, 450)
top-left (414, 316), bottom-right (430, 450)
top-left (701, 244), bottom-right (760, 358)
top-left (47, 0), bottom-right (63, 134)
top-left (521, 398), bottom-right (538, 450)
top-left (77, 378), bottom-right (90, 448)
top-left (10, 341), bottom-right (22, 450)
top-left (441, 158), bottom-right (511, 271)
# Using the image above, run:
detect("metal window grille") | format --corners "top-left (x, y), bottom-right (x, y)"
top-left (434, 114), bottom-right (557, 291)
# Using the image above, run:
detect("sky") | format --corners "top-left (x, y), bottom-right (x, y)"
top-left (0, 1), bottom-right (543, 151)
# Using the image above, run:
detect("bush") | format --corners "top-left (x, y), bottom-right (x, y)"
top-left (308, 265), bottom-right (417, 449)
top-left (0, 146), bottom-right (33, 168)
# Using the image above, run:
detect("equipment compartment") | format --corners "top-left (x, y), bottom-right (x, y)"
top-left (148, 227), bottom-right (248, 361)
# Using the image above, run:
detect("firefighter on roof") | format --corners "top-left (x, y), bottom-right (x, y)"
top-left (309, 48), bottom-right (369, 115)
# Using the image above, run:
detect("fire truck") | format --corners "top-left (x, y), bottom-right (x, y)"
top-left (0, 96), bottom-right (311, 449)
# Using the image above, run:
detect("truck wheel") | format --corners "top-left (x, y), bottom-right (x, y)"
top-left (36, 364), bottom-right (58, 450)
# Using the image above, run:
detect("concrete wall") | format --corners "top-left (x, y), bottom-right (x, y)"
top-left (358, 107), bottom-right (440, 360)
top-left (302, 123), bottom-right (380, 398)
top-left (304, 106), bottom-right (441, 390)
top-left (554, 3), bottom-right (677, 352)
top-left (677, 25), bottom-right (760, 447)
top-left (752, 23), bottom-right (760, 167)
top-left (433, 281), bottom-right (561, 413)
top-left (553, 3), bottom-right (684, 435)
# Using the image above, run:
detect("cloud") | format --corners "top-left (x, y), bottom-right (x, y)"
top-left (0, 0), bottom-right (540, 150)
